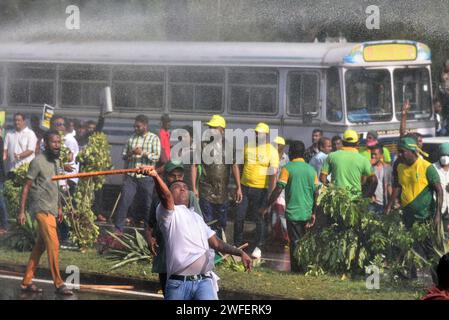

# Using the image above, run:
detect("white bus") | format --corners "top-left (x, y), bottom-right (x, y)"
top-left (0, 39), bottom-right (435, 184)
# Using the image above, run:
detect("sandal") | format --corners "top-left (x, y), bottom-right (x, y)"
top-left (21, 283), bottom-right (43, 293)
top-left (55, 284), bottom-right (74, 296)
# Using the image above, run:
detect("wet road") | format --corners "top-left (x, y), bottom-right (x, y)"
top-left (0, 275), bottom-right (162, 300)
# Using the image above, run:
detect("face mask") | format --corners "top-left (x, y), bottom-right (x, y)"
top-left (440, 156), bottom-right (449, 166)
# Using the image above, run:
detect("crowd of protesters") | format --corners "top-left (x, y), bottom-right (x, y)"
top-left (2, 100), bottom-right (449, 299)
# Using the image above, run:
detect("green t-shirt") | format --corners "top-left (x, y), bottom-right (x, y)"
top-left (278, 158), bottom-right (318, 222)
top-left (26, 153), bottom-right (60, 217)
top-left (321, 147), bottom-right (373, 192)
top-left (359, 146), bottom-right (392, 163)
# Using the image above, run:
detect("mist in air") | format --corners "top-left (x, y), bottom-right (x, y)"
top-left (0, 0), bottom-right (447, 43)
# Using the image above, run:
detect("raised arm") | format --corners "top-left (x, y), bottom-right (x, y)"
top-left (139, 166), bottom-right (174, 211)
top-left (400, 100), bottom-right (411, 137)
top-left (191, 164), bottom-right (199, 198)
top-left (96, 114), bottom-right (105, 133)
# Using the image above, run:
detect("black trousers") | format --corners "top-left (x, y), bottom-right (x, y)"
top-left (286, 220), bottom-right (307, 273)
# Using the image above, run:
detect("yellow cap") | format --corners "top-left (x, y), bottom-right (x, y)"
top-left (207, 115), bottom-right (226, 128)
top-left (274, 136), bottom-right (286, 145)
top-left (255, 122), bottom-right (270, 134)
top-left (343, 129), bottom-right (359, 143)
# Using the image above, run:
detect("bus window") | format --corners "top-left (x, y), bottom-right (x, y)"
top-left (8, 64), bottom-right (55, 106)
top-left (287, 71), bottom-right (319, 117)
top-left (168, 67), bottom-right (224, 112)
top-left (113, 67), bottom-right (165, 111)
top-left (326, 68), bottom-right (343, 122)
top-left (228, 68), bottom-right (278, 114)
top-left (394, 68), bottom-right (431, 120)
top-left (60, 65), bottom-right (109, 108)
top-left (345, 69), bottom-right (392, 123)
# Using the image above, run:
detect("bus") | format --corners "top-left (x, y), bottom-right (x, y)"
top-left (0, 39), bottom-right (435, 184)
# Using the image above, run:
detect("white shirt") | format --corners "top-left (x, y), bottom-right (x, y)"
top-left (156, 204), bottom-right (216, 279)
top-left (4, 127), bottom-right (37, 171)
top-left (67, 130), bottom-right (76, 138)
top-left (434, 162), bottom-right (449, 214)
top-left (63, 134), bottom-right (80, 184)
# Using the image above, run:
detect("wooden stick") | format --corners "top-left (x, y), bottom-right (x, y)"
top-left (52, 168), bottom-right (140, 181)
top-left (109, 192), bottom-right (122, 220)
top-left (217, 243), bottom-right (249, 262)
top-left (79, 284), bottom-right (134, 290)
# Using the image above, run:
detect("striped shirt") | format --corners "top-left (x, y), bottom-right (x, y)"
top-left (122, 131), bottom-right (161, 178)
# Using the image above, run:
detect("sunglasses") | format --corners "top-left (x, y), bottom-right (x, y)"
top-left (54, 122), bottom-right (65, 127)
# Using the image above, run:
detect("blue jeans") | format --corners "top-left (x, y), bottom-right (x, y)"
top-left (114, 175), bottom-right (154, 232)
top-left (0, 182), bottom-right (9, 229)
top-left (199, 198), bottom-right (228, 239)
top-left (165, 277), bottom-right (218, 300)
top-left (234, 185), bottom-right (268, 247)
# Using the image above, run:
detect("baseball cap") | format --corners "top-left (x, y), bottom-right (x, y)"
top-left (207, 115), bottom-right (226, 128)
top-left (343, 129), bottom-right (359, 143)
top-left (164, 160), bottom-right (184, 173)
top-left (274, 136), bottom-right (286, 145)
top-left (255, 122), bottom-right (270, 134)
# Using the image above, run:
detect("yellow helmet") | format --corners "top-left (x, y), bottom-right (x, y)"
top-left (206, 115), bottom-right (226, 128)
top-left (343, 129), bottom-right (359, 143)
top-left (274, 136), bottom-right (286, 145)
top-left (255, 122), bottom-right (270, 134)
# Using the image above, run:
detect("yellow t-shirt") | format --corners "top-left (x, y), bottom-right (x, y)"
top-left (241, 143), bottom-right (280, 189)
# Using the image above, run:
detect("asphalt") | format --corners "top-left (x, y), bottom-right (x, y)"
top-left (0, 274), bottom-right (159, 300)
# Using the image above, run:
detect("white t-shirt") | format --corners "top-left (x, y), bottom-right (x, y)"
top-left (434, 162), bottom-right (449, 214)
top-left (4, 127), bottom-right (37, 171)
top-left (63, 134), bottom-right (79, 184)
top-left (156, 203), bottom-right (216, 279)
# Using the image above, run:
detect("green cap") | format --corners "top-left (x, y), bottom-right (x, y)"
top-left (397, 136), bottom-right (418, 152)
top-left (439, 143), bottom-right (449, 156)
top-left (164, 160), bottom-right (184, 173)
top-left (397, 136), bottom-right (429, 157)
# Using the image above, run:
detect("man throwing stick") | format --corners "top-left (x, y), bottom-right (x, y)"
top-left (138, 165), bottom-right (252, 300)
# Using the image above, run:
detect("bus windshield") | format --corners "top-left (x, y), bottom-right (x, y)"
top-left (394, 68), bottom-right (432, 120)
top-left (345, 69), bottom-right (392, 123)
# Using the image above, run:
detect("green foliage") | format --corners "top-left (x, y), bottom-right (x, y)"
top-left (63, 132), bottom-right (113, 249)
top-left (105, 230), bottom-right (152, 271)
top-left (2, 163), bottom-right (38, 251)
top-left (297, 185), bottom-right (439, 278)
top-left (217, 255), bottom-right (247, 272)
top-left (1, 212), bottom-right (37, 251)
top-left (76, 132), bottom-right (113, 190)
top-left (4, 163), bottom-right (29, 217)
